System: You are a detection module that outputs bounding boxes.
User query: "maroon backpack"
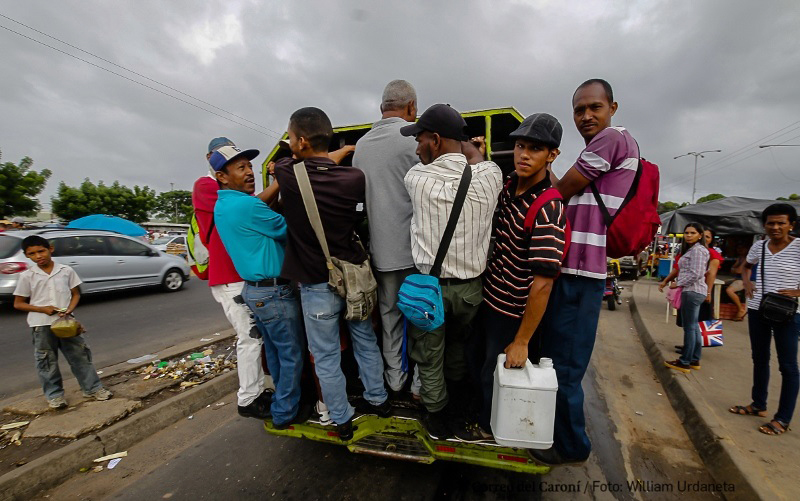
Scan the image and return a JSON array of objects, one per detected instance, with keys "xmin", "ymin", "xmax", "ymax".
[{"xmin": 589, "ymin": 158, "xmax": 660, "ymax": 258}]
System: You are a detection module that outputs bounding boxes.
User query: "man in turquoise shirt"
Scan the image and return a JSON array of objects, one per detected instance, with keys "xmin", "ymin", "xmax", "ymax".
[{"xmin": 212, "ymin": 144, "xmax": 308, "ymax": 428}]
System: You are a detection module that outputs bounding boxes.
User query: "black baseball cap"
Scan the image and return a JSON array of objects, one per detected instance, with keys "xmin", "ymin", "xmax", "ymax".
[
  {"xmin": 509, "ymin": 113, "xmax": 562, "ymax": 149},
  {"xmin": 400, "ymin": 104, "xmax": 469, "ymax": 141}
]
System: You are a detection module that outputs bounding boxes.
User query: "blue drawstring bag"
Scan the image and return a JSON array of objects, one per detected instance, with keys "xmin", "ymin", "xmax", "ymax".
[{"xmin": 397, "ymin": 274, "xmax": 445, "ymax": 331}]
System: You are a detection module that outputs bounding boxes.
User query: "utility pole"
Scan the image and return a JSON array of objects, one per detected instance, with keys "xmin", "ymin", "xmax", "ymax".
[
  {"xmin": 674, "ymin": 150, "xmax": 722, "ymax": 204},
  {"xmin": 169, "ymin": 183, "xmax": 176, "ymax": 222}
]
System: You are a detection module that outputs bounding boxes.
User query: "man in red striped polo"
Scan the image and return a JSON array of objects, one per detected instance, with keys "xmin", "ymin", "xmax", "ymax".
[{"xmin": 456, "ymin": 113, "xmax": 568, "ymax": 443}]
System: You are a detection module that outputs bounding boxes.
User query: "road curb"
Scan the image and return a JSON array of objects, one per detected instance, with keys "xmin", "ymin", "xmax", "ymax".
[
  {"xmin": 0, "ymin": 370, "xmax": 238, "ymax": 501},
  {"xmin": 0, "ymin": 329, "xmax": 236, "ymax": 413},
  {"xmin": 629, "ymin": 285, "xmax": 764, "ymax": 501}
]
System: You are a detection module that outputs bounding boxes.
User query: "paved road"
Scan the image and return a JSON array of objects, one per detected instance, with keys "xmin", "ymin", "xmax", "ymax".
[
  {"xmin": 0, "ymin": 280, "xmax": 230, "ymax": 399},
  {"xmin": 43, "ymin": 284, "xmax": 718, "ymax": 500}
]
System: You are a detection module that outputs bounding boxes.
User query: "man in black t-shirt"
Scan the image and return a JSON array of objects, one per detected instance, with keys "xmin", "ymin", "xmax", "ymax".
[{"xmin": 274, "ymin": 107, "xmax": 390, "ymax": 442}]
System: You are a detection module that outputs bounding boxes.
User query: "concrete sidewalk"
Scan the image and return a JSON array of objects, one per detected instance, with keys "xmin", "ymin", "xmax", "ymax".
[{"xmin": 630, "ymin": 280, "xmax": 799, "ymax": 501}]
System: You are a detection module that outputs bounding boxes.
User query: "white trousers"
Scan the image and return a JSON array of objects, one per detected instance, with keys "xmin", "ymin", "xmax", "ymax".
[{"xmin": 210, "ymin": 282, "xmax": 263, "ymax": 406}]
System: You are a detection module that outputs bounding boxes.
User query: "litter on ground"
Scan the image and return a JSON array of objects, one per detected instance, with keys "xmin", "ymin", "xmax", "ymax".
[
  {"xmin": 94, "ymin": 451, "xmax": 128, "ymax": 463},
  {"xmin": 1, "ymin": 421, "xmax": 30, "ymax": 430}
]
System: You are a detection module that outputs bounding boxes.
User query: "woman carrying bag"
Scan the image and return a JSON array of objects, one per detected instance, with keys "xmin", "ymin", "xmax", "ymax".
[
  {"xmin": 729, "ymin": 203, "xmax": 799, "ymax": 436},
  {"xmin": 659, "ymin": 223, "xmax": 709, "ymax": 372}
]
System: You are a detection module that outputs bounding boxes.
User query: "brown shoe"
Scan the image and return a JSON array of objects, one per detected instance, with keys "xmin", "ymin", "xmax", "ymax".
[
  {"xmin": 689, "ymin": 360, "xmax": 701, "ymax": 370},
  {"xmin": 664, "ymin": 359, "xmax": 691, "ymax": 373}
]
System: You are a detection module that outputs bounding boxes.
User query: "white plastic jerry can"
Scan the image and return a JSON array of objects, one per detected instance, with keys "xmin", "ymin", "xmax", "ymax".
[{"xmin": 490, "ymin": 354, "xmax": 558, "ymax": 449}]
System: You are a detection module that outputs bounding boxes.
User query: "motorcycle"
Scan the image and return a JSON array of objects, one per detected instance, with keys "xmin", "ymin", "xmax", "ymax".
[{"xmin": 604, "ymin": 259, "xmax": 623, "ymax": 311}]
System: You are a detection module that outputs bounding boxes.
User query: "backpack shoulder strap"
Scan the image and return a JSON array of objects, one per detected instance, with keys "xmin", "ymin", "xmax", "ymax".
[
  {"xmin": 524, "ymin": 187, "xmax": 572, "ymax": 264},
  {"xmin": 523, "ymin": 188, "xmax": 564, "ymax": 232}
]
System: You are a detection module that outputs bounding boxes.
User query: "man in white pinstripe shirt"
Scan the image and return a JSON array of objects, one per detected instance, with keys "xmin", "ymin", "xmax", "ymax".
[{"xmin": 400, "ymin": 104, "xmax": 503, "ymax": 438}]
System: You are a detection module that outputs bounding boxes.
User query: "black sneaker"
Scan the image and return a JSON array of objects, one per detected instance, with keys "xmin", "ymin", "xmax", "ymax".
[
  {"xmin": 452, "ymin": 422, "xmax": 494, "ymax": 444},
  {"xmin": 528, "ymin": 447, "xmax": 587, "ymax": 466},
  {"xmin": 273, "ymin": 401, "xmax": 314, "ymax": 430},
  {"xmin": 254, "ymin": 389, "xmax": 274, "ymax": 409},
  {"xmin": 356, "ymin": 398, "xmax": 393, "ymax": 418},
  {"xmin": 337, "ymin": 419, "xmax": 355, "ymax": 441},
  {"xmin": 422, "ymin": 410, "xmax": 450, "ymax": 440},
  {"xmin": 238, "ymin": 399, "xmax": 271, "ymax": 420}
]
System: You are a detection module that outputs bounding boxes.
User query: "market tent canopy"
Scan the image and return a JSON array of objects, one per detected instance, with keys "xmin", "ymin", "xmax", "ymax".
[
  {"xmin": 659, "ymin": 197, "xmax": 799, "ymax": 236},
  {"xmin": 66, "ymin": 214, "xmax": 147, "ymax": 237}
]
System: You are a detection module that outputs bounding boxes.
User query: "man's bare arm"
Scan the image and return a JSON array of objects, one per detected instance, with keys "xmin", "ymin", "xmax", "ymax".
[
  {"xmin": 330, "ymin": 145, "xmax": 356, "ymax": 165},
  {"xmin": 555, "ymin": 166, "xmax": 592, "ymax": 200},
  {"xmin": 503, "ymin": 275, "xmax": 554, "ymax": 368}
]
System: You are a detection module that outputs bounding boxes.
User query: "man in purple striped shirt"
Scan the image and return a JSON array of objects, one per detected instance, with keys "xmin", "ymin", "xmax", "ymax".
[{"xmin": 532, "ymin": 79, "xmax": 639, "ymax": 466}]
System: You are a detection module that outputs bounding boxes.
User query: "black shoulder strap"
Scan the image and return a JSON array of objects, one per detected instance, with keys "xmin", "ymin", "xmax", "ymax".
[
  {"xmin": 760, "ymin": 240, "xmax": 766, "ymax": 296},
  {"xmin": 206, "ymin": 216, "xmax": 216, "ymax": 243},
  {"xmin": 429, "ymin": 163, "xmax": 472, "ymax": 278}
]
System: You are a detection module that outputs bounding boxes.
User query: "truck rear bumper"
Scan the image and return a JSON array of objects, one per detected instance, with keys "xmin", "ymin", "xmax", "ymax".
[{"xmin": 263, "ymin": 413, "xmax": 550, "ymax": 475}]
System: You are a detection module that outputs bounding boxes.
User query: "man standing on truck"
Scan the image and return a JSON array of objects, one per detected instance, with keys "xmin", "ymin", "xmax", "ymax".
[
  {"xmin": 212, "ymin": 144, "xmax": 308, "ymax": 429},
  {"xmin": 464, "ymin": 113, "xmax": 568, "ymax": 443},
  {"xmin": 533, "ymin": 79, "xmax": 640, "ymax": 465},
  {"xmin": 192, "ymin": 138, "xmax": 277, "ymax": 420},
  {"xmin": 274, "ymin": 107, "xmax": 390, "ymax": 441},
  {"xmin": 352, "ymin": 79, "xmax": 421, "ymax": 398},
  {"xmin": 400, "ymin": 104, "xmax": 503, "ymax": 439}
]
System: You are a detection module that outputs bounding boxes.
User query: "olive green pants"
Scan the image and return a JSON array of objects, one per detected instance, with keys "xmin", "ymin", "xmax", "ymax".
[{"xmin": 407, "ymin": 277, "xmax": 482, "ymax": 412}]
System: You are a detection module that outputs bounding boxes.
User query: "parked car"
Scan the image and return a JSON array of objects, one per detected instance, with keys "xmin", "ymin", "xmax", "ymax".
[
  {"xmin": 618, "ymin": 255, "xmax": 645, "ymax": 278},
  {"xmin": 0, "ymin": 229, "xmax": 190, "ymax": 302},
  {"xmin": 151, "ymin": 235, "xmax": 186, "ymax": 252}
]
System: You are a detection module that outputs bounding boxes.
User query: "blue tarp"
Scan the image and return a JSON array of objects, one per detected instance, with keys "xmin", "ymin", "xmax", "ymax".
[{"xmin": 66, "ymin": 214, "xmax": 147, "ymax": 237}]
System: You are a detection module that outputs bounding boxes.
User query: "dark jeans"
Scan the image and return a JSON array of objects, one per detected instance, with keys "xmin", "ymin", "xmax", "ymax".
[
  {"xmin": 243, "ymin": 283, "xmax": 305, "ymax": 425},
  {"xmin": 478, "ymin": 304, "xmax": 534, "ymax": 431},
  {"xmin": 679, "ymin": 291, "xmax": 706, "ymax": 365},
  {"xmin": 32, "ymin": 326, "xmax": 103, "ymax": 400},
  {"xmin": 747, "ymin": 310, "xmax": 800, "ymax": 424},
  {"xmin": 540, "ymin": 274, "xmax": 604, "ymax": 461}
]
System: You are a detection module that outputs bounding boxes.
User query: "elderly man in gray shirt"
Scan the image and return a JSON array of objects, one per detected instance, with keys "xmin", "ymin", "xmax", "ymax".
[{"xmin": 353, "ymin": 80, "xmax": 420, "ymax": 396}]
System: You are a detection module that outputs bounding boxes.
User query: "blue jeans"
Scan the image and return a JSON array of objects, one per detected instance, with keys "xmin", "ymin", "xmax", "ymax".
[
  {"xmin": 679, "ymin": 291, "xmax": 706, "ymax": 365},
  {"xmin": 299, "ymin": 283, "xmax": 387, "ymax": 425},
  {"xmin": 243, "ymin": 283, "xmax": 304, "ymax": 425},
  {"xmin": 540, "ymin": 274, "xmax": 604, "ymax": 461},
  {"xmin": 748, "ymin": 310, "xmax": 800, "ymax": 424},
  {"xmin": 32, "ymin": 326, "xmax": 102, "ymax": 400}
]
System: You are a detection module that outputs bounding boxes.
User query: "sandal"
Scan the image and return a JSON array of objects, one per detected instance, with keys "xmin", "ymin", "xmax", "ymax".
[
  {"xmin": 734, "ymin": 309, "xmax": 747, "ymax": 322},
  {"xmin": 728, "ymin": 405, "xmax": 766, "ymax": 417},
  {"xmin": 759, "ymin": 420, "xmax": 789, "ymax": 436}
]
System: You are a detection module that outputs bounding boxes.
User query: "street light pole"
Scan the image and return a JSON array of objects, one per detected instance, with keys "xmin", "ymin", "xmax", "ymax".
[{"xmin": 673, "ymin": 150, "xmax": 722, "ymax": 204}]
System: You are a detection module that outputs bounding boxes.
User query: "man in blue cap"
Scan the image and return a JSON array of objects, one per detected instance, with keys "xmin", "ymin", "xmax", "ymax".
[{"xmin": 211, "ymin": 143, "xmax": 309, "ymax": 428}]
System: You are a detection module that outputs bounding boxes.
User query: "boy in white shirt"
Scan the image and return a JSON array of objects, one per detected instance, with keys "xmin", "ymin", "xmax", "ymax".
[{"xmin": 13, "ymin": 235, "xmax": 112, "ymax": 409}]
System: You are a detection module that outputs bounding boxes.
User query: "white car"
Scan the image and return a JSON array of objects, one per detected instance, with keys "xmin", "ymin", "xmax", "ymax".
[
  {"xmin": 0, "ymin": 229, "xmax": 190, "ymax": 301},
  {"xmin": 150, "ymin": 235, "xmax": 187, "ymax": 252}
]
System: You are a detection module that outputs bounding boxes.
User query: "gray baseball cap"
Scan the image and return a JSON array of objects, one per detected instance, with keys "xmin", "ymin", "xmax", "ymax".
[{"xmin": 509, "ymin": 113, "xmax": 562, "ymax": 148}]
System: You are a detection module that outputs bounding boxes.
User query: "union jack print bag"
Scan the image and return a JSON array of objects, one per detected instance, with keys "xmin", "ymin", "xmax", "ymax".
[{"xmin": 700, "ymin": 319, "xmax": 723, "ymax": 347}]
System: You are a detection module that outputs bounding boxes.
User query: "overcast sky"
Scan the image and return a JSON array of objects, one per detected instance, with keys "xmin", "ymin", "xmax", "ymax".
[{"xmin": 0, "ymin": 0, "xmax": 798, "ymax": 213}]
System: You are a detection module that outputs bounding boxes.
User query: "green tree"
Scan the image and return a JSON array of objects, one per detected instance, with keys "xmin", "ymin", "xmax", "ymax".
[
  {"xmin": 776, "ymin": 194, "xmax": 800, "ymax": 201},
  {"xmin": 153, "ymin": 190, "xmax": 193, "ymax": 224},
  {"xmin": 0, "ymin": 152, "xmax": 52, "ymax": 218},
  {"xmin": 657, "ymin": 201, "xmax": 688, "ymax": 214},
  {"xmin": 51, "ymin": 179, "xmax": 156, "ymax": 223},
  {"xmin": 695, "ymin": 193, "xmax": 725, "ymax": 204}
]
